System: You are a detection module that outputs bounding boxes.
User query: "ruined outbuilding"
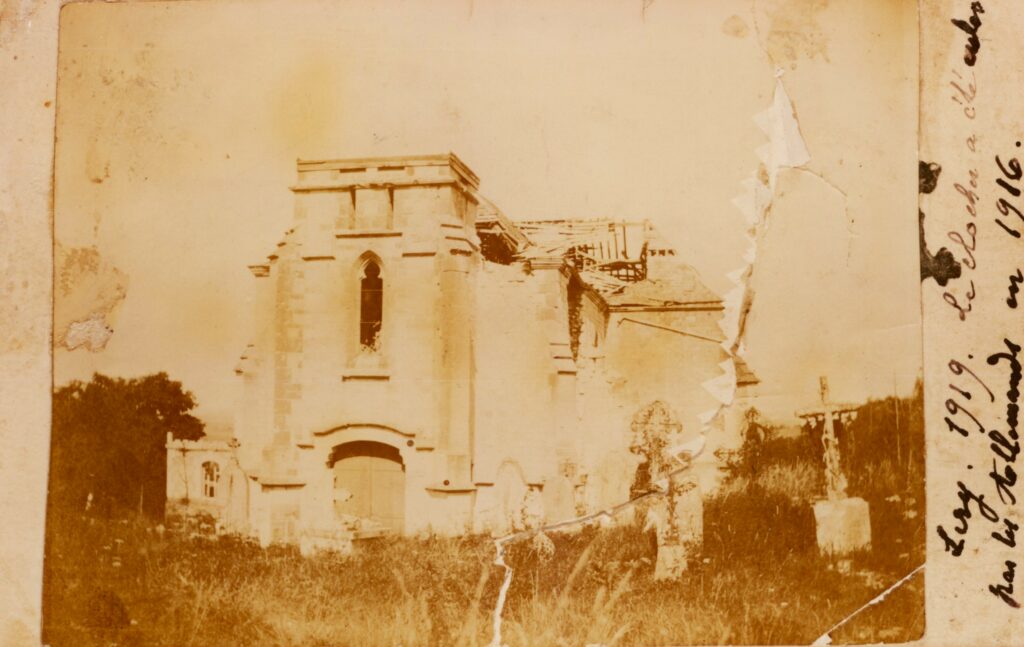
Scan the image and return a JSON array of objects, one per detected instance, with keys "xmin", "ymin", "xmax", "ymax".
[{"xmin": 167, "ymin": 153, "xmax": 751, "ymax": 548}]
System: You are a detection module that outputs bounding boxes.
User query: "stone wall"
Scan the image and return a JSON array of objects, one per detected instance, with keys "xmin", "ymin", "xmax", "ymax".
[
  {"xmin": 234, "ymin": 155, "xmax": 486, "ymax": 540},
  {"xmin": 225, "ymin": 154, "xmax": 729, "ymax": 543},
  {"xmin": 165, "ymin": 435, "xmax": 250, "ymax": 532}
]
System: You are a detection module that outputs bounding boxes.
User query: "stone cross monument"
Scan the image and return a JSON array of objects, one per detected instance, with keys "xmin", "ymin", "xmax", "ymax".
[
  {"xmin": 796, "ymin": 377, "xmax": 871, "ymax": 555},
  {"xmin": 630, "ymin": 401, "xmax": 702, "ymax": 580},
  {"xmin": 797, "ymin": 377, "xmax": 857, "ymax": 500}
]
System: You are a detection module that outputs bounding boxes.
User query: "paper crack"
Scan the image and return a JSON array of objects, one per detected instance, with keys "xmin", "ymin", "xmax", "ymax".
[
  {"xmin": 811, "ymin": 564, "xmax": 925, "ymax": 646},
  {"xmin": 485, "ymin": 440, "xmax": 705, "ymax": 647}
]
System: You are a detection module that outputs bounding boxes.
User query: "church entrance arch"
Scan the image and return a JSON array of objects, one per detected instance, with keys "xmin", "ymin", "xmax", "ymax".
[{"xmin": 329, "ymin": 441, "xmax": 405, "ymax": 533}]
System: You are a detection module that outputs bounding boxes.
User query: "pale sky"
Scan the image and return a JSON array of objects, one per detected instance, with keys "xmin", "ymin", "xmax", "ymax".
[{"xmin": 54, "ymin": 0, "xmax": 920, "ymax": 430}]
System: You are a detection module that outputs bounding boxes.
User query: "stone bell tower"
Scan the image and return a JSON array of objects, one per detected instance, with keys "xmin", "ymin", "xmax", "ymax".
[{"xmin": 235, "ymin": 154, "xmax": 483, "ymax": 537}]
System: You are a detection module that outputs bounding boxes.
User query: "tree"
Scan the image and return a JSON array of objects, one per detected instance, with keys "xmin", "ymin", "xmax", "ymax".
[{"xmin": 48, "ymin": 372, "xmax": 205, "ymax": 519}]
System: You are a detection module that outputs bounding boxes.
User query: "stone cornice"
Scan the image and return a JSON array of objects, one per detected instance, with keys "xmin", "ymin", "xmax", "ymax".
[
  {"xmin": 291, "ymin": 179, "xmax": 467, "ymax": 193},
  {"xmin": 334, "ymin": 230, "xmax": 403, "ymax": 239},
  {"xmin": 296, "ymin": 152, "xmax": 479, "ymax": 187}
]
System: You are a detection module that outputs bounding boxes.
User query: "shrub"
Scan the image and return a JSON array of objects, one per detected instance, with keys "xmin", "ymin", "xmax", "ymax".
[{"xmin": 704, "ymin": 483, "xmax": 817, "ymax": 565}]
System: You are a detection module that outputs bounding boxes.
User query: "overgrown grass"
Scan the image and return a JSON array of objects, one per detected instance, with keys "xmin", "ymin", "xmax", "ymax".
[
  {"xmin": 496, "ymin": 493, "xmax": 921, "ymax": 647},
  {"xmin": 45, "ymin": 392, "xmax": 924, "ymax": 645},
  {"xmin": 44, "ymin": 497, "xmax": 922, "ymax": 646},
  {"xmin": 717, "ymin": 461, "xmax": 824, "ymax": 504},
  {"xmin": 43, "ymin": 513, "xmax": 502, "ymax": 647}
]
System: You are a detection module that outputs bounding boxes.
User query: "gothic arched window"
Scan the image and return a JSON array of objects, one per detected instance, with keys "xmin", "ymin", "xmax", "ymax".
[
  {"xmin": 360, "ymin": 261, "xmax": 383, "ymax": 350},
  {"xmin": 202, "ymin": 461, "xmax": 220, "ymax": 498}
]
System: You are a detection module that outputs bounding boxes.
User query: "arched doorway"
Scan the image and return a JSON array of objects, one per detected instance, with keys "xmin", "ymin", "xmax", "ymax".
[{"xmin": 329, "ymin": 441, "xmax": 405, "ymax": 533}]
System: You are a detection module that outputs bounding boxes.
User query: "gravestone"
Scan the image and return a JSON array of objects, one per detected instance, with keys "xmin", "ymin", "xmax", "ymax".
[
  {"xmin": 643, "ymin": 474, "xmax": 702, "ymax": 579},
  {"xmin": 797, "ymin": 377, "xmax": 871, "ymax": 555},
  {"xmin": 812, "ymin": 496, "xmax": 871, "ymax": 554},
  {"xmin": 630, "ymin": 401, "xmax": 702, "ymax": 579}
]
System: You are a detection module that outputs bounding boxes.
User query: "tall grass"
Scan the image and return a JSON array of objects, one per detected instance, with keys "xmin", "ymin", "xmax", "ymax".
[
  {"xmin": 717, "ymin": 461, "xmax": 824, "ymax": 504},
  {"xmin": 44, "ymin": 515, "xmax": 502, "ymax": 647},
  {"xmin": 45, "ymin": 391, "xmax": 925, "ymax": 645},
  {"xmin": 44, "ymin": 505, "xmax": 922, "ymax": 646},
  {"xmin": 497, "ymin": 518, "xmax": 920, "ymax": 646}
]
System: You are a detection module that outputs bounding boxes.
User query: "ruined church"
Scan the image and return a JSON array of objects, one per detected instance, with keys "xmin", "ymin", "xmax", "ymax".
[{"xmin": 167, "ymin": 153, "xmax": 755, "ymax": 549}]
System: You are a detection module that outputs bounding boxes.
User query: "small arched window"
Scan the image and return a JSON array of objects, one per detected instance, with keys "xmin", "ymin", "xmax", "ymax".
[
  {"xmin": 360, "ymin": 261, "xmax": 383, "ymax": 350},
  {"xmin": 202, "ymin": 461, "xmax": 220, "ymax": 498}
]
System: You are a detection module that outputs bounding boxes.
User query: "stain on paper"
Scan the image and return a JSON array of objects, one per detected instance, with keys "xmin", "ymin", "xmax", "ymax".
[
  {"xmin": 721, "ymin": 15, "xmax": 750, "ymax": 39},
  {"xmin": 54, "ymin": 244, "xmax": 128, "ymax": 352},
  {"xmin": 757, "ymin": 0, "xmax": 831, "ymax": 67}
]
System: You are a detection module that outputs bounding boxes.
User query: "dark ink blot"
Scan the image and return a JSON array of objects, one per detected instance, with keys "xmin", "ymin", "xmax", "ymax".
[
  {"xmin": 920, "ymin": 161, "xmax": 942, "ymax": 194},
  {"xmin": 918, "ymin": 161, "xmax": 963, "ymax": 286},
  {"xmin": 920, "ymin": 211, "xmax": 963, "ymax": 287}
]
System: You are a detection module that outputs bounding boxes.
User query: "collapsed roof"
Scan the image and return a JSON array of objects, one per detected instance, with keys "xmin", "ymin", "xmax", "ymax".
[{"xmin": 474, "ymin": 196, "xmax": 721, "ymax": 311}]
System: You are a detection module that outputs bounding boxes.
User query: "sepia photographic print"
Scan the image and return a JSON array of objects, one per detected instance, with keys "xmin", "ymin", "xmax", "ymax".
[{"xmin": 44, "ymin": 1, "xmax": 923, "ymax": 645}]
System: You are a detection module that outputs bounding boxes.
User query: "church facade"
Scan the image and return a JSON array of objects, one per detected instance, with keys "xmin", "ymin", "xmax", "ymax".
[{"xmin": 167, "ymin": 153, "xmax": 751, "ymax": 549}]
